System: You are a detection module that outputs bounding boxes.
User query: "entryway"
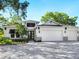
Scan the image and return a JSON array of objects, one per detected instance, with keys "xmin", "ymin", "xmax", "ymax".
[{"xmin": 28, "ymin": 31, "xmax": 35, "ymax": 41}]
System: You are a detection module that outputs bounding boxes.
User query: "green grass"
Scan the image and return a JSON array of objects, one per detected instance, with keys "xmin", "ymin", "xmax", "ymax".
[{"xmin": 0, "ymin": 32, "xmax": 4, "ymax": 37}]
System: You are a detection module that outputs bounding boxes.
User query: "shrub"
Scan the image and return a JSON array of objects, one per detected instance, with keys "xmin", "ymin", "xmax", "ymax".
[
  {"xmin": 4, "ymin": 39, "xmax": 13, "ymax": 44},
  {"xmin": 0, "ymin": 37, "xmax": 13, "ymax": 45},
  {"xmin": 12, "ymin": 38, "xmax": 29, "ymax": 43}
]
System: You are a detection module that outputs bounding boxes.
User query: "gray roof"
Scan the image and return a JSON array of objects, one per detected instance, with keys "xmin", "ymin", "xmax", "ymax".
[{"xmin": 38, "ymin": 20, "xmax": 62, "ymax": 26}]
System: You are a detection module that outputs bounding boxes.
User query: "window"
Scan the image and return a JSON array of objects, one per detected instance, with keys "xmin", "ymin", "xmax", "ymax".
[
  {"xmin": 16, "ymin": 32, "xmax": 20, "ymax": 38},
  {"xmin": 27, "ymin": 23, "xmax": 35, "ymax": 27},
  {"xmin": 9, "ymin": 29, "xmax": 15, "ymax": 34},
  {"xmin": 9, "ymin": 29, "xmax": 20, "ymax": 38},
  {"xmin": 9, "ymin": 29, "xmax": 15, "ymax": 38},
  {"xmin": 11, "ymin": 34, "xmax": 15, "ymax": 38}
]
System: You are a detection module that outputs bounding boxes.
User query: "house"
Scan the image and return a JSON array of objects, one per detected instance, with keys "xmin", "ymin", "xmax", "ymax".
[
  {"xmin": 3, "ymin": 20, "xmax": 39, "ymax": 40},
  {"xmin": 3, "ymin": 20, "xmax": 79, "ymax": 41},
  {"xmin": 36, "ymin": 20, "xmax": 79, "ymax": 41},
  {"xmin": 25, "ymin": 20, "xmax": 39, "ymax": 41},
  {"xmin": 3, "ymin": 25, "xmax": 22, "ymax": 39}
]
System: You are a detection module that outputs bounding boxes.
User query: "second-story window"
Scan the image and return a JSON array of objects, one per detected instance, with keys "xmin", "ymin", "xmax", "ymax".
[{"xmin": 27, "ymin": 23, "xmax": 35, "ymax": 27}]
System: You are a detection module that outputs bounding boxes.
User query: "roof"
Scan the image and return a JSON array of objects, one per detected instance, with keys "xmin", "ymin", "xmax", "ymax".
[
  {"xmin": 26, "ymin": 20, "xmax": 39, "ymax": 23},
  {"xmin": 38, "ymin": 20, "xmax": 62, "ymax": 26},
  {"xmin": 3, "ymin": 25, "xmax": 16, "ymax": 28}
]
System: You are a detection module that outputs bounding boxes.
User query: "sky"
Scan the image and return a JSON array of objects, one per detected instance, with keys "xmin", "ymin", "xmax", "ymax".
[
  {"xmin": 22, "ymin": 0, "xmax": 79, "ymax": 26},
  {"xmin": 1, "ymin": 0, "xmax": 79, "ymax": 25}
]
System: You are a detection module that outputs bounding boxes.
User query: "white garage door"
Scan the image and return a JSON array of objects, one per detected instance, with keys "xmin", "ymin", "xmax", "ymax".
[
  {"xmin": 41, "ymin": 30, "xmax": 63, "ymax": 41},
  {"xmin": 67, "ymin": 30, "xmax": 77, "ymax": 40}
]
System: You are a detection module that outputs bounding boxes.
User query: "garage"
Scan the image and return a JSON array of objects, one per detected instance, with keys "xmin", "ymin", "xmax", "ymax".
[
  {"xmin": 67, "ymin": 30, "xmax": 77, "ymax": 41},
  {"xmin": 36, "ymin": 20, "xmax": 79, "ymax": 42},
  {"xmin": 40, "ymin": 28, "xmax": 63, "ymax": 41}
]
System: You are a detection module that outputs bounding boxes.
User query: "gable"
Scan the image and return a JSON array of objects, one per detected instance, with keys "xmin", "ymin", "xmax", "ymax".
[{"xmin": 38, "ymin": 20, "xmax": 62, "ymax": 26}]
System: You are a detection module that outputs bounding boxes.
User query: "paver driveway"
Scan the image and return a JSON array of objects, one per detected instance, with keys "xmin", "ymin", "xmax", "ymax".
[{"xmin": 0, "ymin": 42, "xmax": 79, "ymax": 59}]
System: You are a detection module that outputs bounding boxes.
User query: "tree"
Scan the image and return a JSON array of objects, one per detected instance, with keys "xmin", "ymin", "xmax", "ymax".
[
  {"xmin": 16, "ymin": 23, "xmax": 27, "ymax": 37},
  {"xmin": 0, "ymin": 0, "xmax": 29, "ymax": 19},
  {"xmin": 9, "ymin": 15, "xmax": 27, "ymax": 37},
  {"xmin": 41, "ymin": 12, "xmax": 78, "ymax": 26},
  {"xmin": 0, "ymin": 16, "xmax": 8, "ymax": 24},
  {"xmin": 9, "ymin": 15, "xmax": 22, "ymax": 25},
  {"xmin": 0, "ymin": 28, "xmax": 4, "ymax": 37}
]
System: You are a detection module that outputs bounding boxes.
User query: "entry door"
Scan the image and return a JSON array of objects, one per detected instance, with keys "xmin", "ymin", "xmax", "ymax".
[{"xmin": 28, "ymin": 31, "xmax": 35, "ymax": 40}]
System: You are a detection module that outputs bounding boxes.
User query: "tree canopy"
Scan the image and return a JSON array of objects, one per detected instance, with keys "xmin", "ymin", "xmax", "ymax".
[
  {"xmin": 0, "ymin": 0, "xmax": 29, "ymax": 19},
  {"xmin": 9, "ymin": 15, "xmax": 27, "ymax": 36},
  {"xmin": 0, "ymin": 16, "xmax": 7, "ymax": 24},
  {"xmin": 9, "ymin": 15, "xmax": 22, "ymax": 25},
  {"xmin": 41, "ymin": 12, "xmax": 78, "ymax": 26},
  {"xmin": 0, "ymin": 15, "xmax": 27, "ymax": 37},
  {"xmin": 0, "ymin": 0, "xmax": 28, "ymax": 38}
]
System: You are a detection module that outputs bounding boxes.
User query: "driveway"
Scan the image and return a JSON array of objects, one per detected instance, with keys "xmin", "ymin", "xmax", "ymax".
[{"xmin": 0, "ymin": 42, "xmax": 79, "ymax": 59}]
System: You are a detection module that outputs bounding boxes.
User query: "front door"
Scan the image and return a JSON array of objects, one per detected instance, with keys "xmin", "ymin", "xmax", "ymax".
[{"xmin": 28, "ymin": 31, "xmax": 35, "ymax": 41}]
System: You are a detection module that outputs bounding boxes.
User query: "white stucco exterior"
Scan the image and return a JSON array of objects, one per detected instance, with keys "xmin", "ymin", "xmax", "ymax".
[
  {"xmin": 36, "ymin": 26, "xmax": 63, "ymax": 41},
  {"xmin": 3, "ymin": 20, "xmax": 79, "ymax": 41},
  {"xmin": 26, "ymin": 20, "xmax": 39, "ymax": 30},
  {"xmin": 36, "ymin": 21, "xmax": 79, "ymax": 41},
  {"xmin": 3, "ymin": 20, "xmax": 39, "ymax": 40},
  {"xmin": 3, "ymin": 25, "xmax": 15, "ymax": 38},
  {"xmin": 3, "ymin": 25, "xmax": 21, "ymax": 39}
]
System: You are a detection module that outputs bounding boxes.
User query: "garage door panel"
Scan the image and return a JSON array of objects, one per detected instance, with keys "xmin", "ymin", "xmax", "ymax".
[
  {"xmin": 41, "ymin": 30, "xmax": 63, "ymax": 41},
  {"xmin": 68, "ymin": 30, "xmax": 77, "ymax": 40}
]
